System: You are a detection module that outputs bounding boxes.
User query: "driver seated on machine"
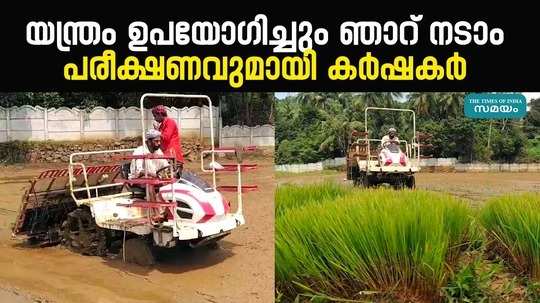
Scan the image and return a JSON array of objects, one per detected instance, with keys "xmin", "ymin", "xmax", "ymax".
[
  {"xmin": 380, "ymin": 127, "xmax": 400, "ymax": 148},
  {"xmin": 129, "ymin": 129, "xmax": 170, "ymax": 179}
]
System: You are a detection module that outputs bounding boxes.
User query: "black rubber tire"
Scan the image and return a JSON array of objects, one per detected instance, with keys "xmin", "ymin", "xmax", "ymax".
[
  {"xmin": 364, "ymin": 174, "xmax": 373, "ymax": 188},
  {"xmin": 61, "ymin": 208, "xmax": 107, "ymax": 256},
  {"xmin": 353, "ymin": 176, "xmax": 360, "ymax": 187},
  {"xmin": 354, "ymin": 173, "xmax": 370, "ymax": 188},
  {"xmin": 392, "ymin": 178, "xmax": 405, "ymax": 190},
  {"xmin": 206, "ymin": 241, "xmax": 220, "ymax": 250},
  {"xmin": 406, "ymin": 176, "xmax": 416, "ymax": 189},
  {"xmin": 120, "ymin": 238, "xmax": 156, "ymax": 266}
]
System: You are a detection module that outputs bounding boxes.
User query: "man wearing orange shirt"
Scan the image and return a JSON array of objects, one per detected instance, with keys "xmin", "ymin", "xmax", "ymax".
[{"xmin": 151, "ymin": 105, "xmax": 184, "ymax": 172}]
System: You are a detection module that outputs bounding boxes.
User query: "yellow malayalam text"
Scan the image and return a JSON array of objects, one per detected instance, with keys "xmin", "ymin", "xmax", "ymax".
[
  {"xmin": 328, "ymin": 52, "xmax": 467, "ymax": 81},
  {"xmin": 64, "ymin": 50, "xmax": 467, "ymax": 87},
  {"xmin": 64, "ymin": 49, "xmax": 317, "ymax": 88}
]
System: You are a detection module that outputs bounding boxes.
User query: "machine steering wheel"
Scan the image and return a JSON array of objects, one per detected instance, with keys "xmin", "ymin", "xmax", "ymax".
[
  {"xmin": 155, "ymin": 165, "xmax": 182, "ymax": 179},
  {"xmin": 382, "ymin": 140, "xmax": 398, "ymax": 149},
  {"xmin": 155, "ymin": 165, "xmax": 173, "ymax": 179}
]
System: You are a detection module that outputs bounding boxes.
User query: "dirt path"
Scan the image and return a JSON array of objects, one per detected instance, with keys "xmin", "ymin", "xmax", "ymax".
[
  {"xmin": 0, "ymin": 157, "xmax": 274, "ymax": 303},
  {"xmin": 0, "ymin": 287, "xmax": 43, "ymax": 303}
]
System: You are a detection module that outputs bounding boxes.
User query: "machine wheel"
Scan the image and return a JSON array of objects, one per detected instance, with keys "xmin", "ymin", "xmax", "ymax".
[
  {"xmin": 61, "ymin": 208, "xmax": 107, "ymax": 256},
  {"xmin": 120, "ymin": 238, "xmax": 156, "ymax": 266},
  {"xmin": 392, "ymin": 179, "xmax": 404, "ymax": 190},
  {"xmin": 354, "ymin": 173, "xmax": 370, "ymax": 188},
  {"xmin": 353, "ymin": 176, "xmax": 361, "ymax": 187},
  {"xmin": 347, "ymin": 164, "xmax": 359, "ymax": 182},
  {"xmin": 406, "ymin": 175, "xmax": 416, "ymax": 189},
  {"xmin": 207, "ymin": 241, "xmax": 220, "ymax": 250}
]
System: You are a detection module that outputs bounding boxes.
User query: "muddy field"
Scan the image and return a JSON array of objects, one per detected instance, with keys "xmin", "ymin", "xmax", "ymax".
[
  {"xmin": 277, "ymin": 170, "xmax": 540, "ymax": 203},
  {"xmin": 0, "ymin": 157, "xmax": 274, "ymax": 303}
]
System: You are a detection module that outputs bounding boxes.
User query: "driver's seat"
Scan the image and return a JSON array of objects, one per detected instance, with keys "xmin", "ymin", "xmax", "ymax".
[
  {"xmin": 120, "ymin": 162, "xmax": 131, "ymax": 179},
  {"xmin": 120, "ymin": 162, "xmax": 145, "ymax": 199}
]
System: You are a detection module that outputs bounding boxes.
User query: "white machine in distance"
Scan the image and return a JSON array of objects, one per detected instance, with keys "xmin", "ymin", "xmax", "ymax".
[{"xmin": 346, "ymin": 107, "xmax": 421, "ymax": 189}]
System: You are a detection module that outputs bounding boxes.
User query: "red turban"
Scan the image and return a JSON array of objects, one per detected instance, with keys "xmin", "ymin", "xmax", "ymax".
[{"xmin": 151, "ymin": 105, "xmax": 167, "ymax": 116}]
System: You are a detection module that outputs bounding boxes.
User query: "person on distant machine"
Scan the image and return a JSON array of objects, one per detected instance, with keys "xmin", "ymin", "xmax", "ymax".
[
  {"xmin": 151, "ymin": 105, "xmax": 184, "ymax": 173},
  {"xmin": 381, "ymin": 127, "xmax": 400, "ymax": 148}
]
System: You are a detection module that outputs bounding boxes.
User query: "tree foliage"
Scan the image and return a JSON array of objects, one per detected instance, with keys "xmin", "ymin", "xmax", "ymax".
[
  {"xmin": 525, "ymin": 98, "xmax": 540, "ymax": 138},
  {"xmin": 276, "ymin": 92, "xmax": 530, "ymax": 164}
]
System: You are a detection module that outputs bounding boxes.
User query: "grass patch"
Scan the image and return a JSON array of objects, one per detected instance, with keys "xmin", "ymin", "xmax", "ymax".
[
  {"xmin": 524, "ymin": 137, "xmax": 540, "ymax": 161},
  {"xmin": 275, "ymin": 182, "xmax": 350, "ymax": 216},
  {"xmin": 275, "ymin": 169, "xmax": 341, "ymax": 178},
  {"xmin": 480, "ymin": 193, "xmax": 540, "ymax": 280},
  {"xmin": 276, "ymin": 185, "xmax": 473, "ymax": 301}
]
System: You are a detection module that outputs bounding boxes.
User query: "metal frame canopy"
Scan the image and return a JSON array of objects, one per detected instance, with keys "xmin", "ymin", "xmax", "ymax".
[
  {"xmin": 364, "ymin": 107, "xmax": 416, "ymax": 142},
  {"xmin": 139, "ymin": 93, "xmax": 217, "ymax": 188},
  {"xmin": 364, "ymin": 106, "xmax": 419, "ymax": 163}
]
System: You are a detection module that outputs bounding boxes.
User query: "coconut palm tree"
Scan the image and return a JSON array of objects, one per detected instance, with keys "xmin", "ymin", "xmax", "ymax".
[
  {"xmin": 297, "ymin": 92, "xmax": 327, "ymax": 109},
  {"xmin": 409, "ymin": 92, "xmax": 436, "ymax": 116},
  {"xmin": 436, "ymin": 92, "xmax": 465, "ymax": 118},
  {"xmin": 361, "ymin": 92, "xmax": 401, "ymax": 108}
]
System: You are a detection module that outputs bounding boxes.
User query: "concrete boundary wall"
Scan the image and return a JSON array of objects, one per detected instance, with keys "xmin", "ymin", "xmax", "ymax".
[
  {"xmin": 0, "ymin": 106, "xmax": 275, "ymax": 147},
  {"xmin": 275, "ymin": 157, "xmax": 540, "ymax": 173}
]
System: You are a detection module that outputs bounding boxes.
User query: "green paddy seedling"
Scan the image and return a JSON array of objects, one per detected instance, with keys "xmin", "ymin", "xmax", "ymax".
[
  {"xmin": 481, "ymin": 193, "xmax": 540, "ymax": 280},
  {"xmin": 276, "ymin": 184, "xmax": 473, "ymax": 301},
  {"xmin": 275, "ymin": 182, "xmax": 350, "ymax": 216}
]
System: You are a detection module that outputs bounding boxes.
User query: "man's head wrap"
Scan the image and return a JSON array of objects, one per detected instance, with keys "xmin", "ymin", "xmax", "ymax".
[{"xmin": 151, "ymin": 105, "xmax": 167, "ymax": 117}]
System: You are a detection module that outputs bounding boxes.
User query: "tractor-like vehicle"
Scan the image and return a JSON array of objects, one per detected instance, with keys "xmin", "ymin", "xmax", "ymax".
[
  {"xmin": 11, "ymin": 94, "xmax": 258, "ymax": 265},
  {"xmin": 346, "ymin": 107, "xmax": 421, "ymax": 189}
]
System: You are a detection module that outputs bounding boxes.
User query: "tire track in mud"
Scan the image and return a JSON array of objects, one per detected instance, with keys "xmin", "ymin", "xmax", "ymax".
[
  {"xmin": 0, "ymin": 286, "xmax": 49, "ymax": 303},
  {"xmin": 0, "ymin": 207, "xmax": 16, "ymax": 214}
]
